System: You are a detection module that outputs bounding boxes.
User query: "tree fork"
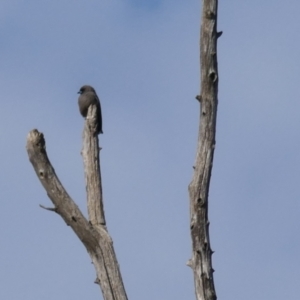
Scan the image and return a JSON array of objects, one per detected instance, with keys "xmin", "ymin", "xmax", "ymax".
[
  {"xmin": 26, "ymin": 105, "xmax": 128, "ymax": 300},
  {"xmin": 188, "ymin": 1, "xmax": 220, "ymax": 300}
]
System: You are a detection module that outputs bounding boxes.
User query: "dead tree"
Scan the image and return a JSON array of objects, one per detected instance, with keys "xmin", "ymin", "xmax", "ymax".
[
  {"xmin": 26, "ymin": 105, "xmax": 128, "ymax": 300},
  {"xmin": 188, "ymin": 1, "xmax": 220, "ymax": 300},
  {"xmin": 26, "ymin": 1, "xmax": 220, "ymax": 299}
]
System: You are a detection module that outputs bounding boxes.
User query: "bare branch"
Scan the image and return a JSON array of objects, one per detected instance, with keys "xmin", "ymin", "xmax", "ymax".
[
  {"xmin": 188, "ymin": 0, "xmax": 219, "ymax": 300},
  {"xmin": 39, "ymin": 204, "xmax": 57, "ymax": 212},
  {"xmin": 26, "ymin": 129, "xmax": 99, "ymax": 251},
  {"xmin": 82, "ymin": 104, "xmax": 105, "ymax": 226},
  {"xmin": 26, "ymin": 119, "xmax": 127, "ymax": 300},
  {"xmin": 82, "ymin": 105, "xmax": 128, "ymax": 300}
]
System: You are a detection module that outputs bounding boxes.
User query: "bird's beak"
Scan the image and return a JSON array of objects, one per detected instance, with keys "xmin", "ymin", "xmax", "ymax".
[{"xmin": 77, "ymin": 91, "xmax": 81, "ymax": 94}]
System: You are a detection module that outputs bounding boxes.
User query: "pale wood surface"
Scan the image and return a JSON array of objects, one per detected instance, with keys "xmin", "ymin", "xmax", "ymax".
[
  {"xmin": 26, "ymin": 104, "xmax": 127, "ymax": 300},
  {"xmin": 188, "ymin": 1, "xmax": 220, "ymax": 299}
]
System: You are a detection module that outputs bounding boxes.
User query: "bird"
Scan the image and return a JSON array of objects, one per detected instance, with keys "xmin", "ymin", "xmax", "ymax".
[{"xmin": 78, "ymin": 85, "xmax": 103, "ymax": 134}]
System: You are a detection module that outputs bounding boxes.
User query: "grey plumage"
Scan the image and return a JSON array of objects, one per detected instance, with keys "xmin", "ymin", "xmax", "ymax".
[{"xmin": 78, "ymin": 85, "xmax": 103, "ymax": 134}]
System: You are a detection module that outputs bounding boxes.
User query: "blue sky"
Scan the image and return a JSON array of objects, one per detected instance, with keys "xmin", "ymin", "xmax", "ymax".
[
  {"xmin": 127, "ymin": 0, "xmax": 162, "ymax": 10},
  {"xmin": 1, "ymin": 1, "xmax": 300, "ymax": 299}
]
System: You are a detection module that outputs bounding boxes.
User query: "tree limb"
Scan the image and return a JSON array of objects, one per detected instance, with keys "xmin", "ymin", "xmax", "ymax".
[
  {"xmin": 82, "ymin": 104, "xmax": 106, "ymax": 226},
  {"xmin": 26, "ymin": 105, "xmax": 128, "ymax": 300},
  {"xmin": 188, "ymin": 1, "xmax": 219, "ymax": 300}
]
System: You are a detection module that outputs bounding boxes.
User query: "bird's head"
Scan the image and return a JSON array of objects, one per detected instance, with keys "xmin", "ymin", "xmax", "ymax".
[{"xmin": 78, "ymin": 85, "xmax": 96, "ymax": 94}]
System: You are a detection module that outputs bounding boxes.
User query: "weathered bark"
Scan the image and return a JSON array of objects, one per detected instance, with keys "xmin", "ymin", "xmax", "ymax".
[
  {"xmin": 188, "ymin": 1, "xmax": 220, "ymax": 300},
  {"xmin": 26, "ymin": 105, "xmax": 128, "ymax": 300},
  {"xmin": 82, "ymin": 105, "xmax": 106, "ymax": 226}
]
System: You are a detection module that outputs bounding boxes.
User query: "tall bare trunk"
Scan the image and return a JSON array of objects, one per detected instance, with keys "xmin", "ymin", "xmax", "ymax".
[{"xmin": 188, "ymin": 1, "xmax": 220, "ymax": 299}]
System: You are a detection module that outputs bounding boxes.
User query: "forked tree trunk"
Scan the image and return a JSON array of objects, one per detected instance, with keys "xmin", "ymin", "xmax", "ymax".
[
  {"xmin": 26, "ymin": 105, "xmax": 128, "ymax": 300},
  {"xmin": 188, "ymin": 1, "xmax": 220, "ymax": 299}
]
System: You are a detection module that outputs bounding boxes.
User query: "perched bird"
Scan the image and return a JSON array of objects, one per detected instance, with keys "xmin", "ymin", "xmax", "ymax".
[{"xmin": 78, "ymin": 85, "xmax": 103, "ymax": 134}]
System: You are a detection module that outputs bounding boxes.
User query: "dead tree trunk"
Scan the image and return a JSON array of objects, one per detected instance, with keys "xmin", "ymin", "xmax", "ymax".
[
  {"xmin": 188, "ymin": 1, "xmax": 220, "ymax": 300},
  {"xmin": 26, "ymin": 105, "xmax": 128, "ymax": 300}
]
